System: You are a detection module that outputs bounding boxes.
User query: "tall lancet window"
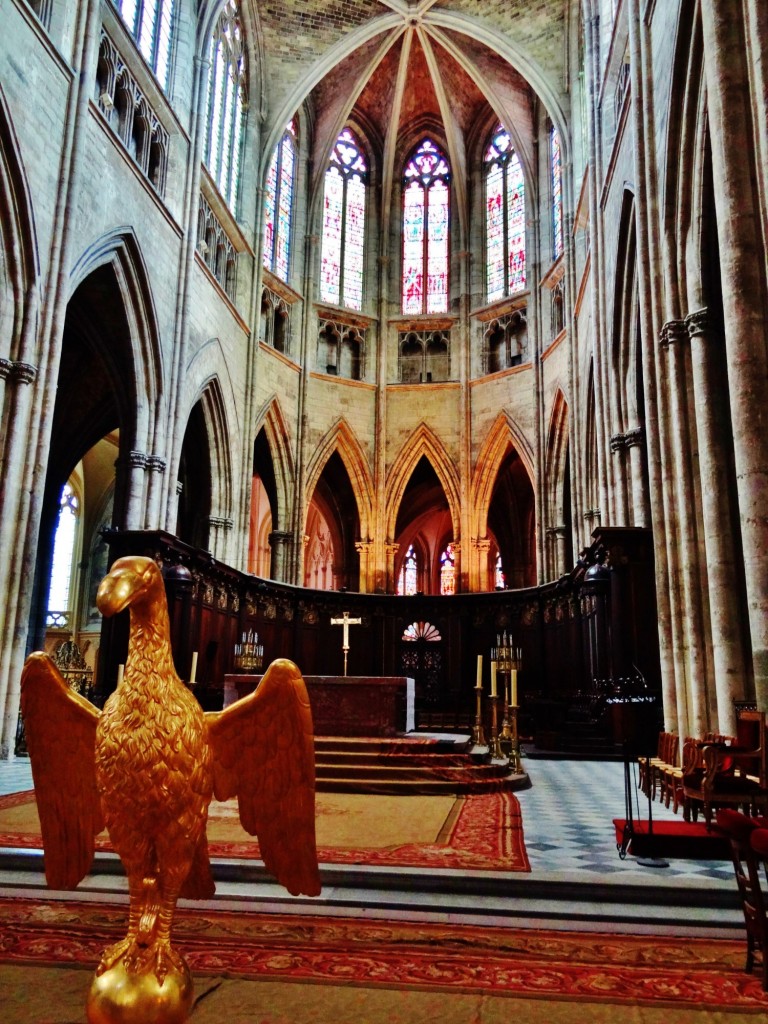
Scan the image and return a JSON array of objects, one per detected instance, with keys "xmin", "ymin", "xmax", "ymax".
[
  {"xmin": 402, "ymin": 138, "xmax": 450, "ymax": 315},
  {"xmin": 439, "ymin": 543, "xmax": 455, "ymax": 596},
  {"xmin": 485, "ymin": 124, "xmax": 526, "ymax": 302},
  {"xmin": 398, "ymin": 544, "xmax": 419, "ymax": 596},
  {"xmin": 263, "ymin": 119, "xmax": 297, "ymax": 281},
  {"xmin": 116, "ymin": 0, "xmax": 175, "ymax": 89},
  {"xmin": 550, "ymin": 125, "xmax": 564, "ymax": 260},
  {"xmin": 46, "ymin": 483, "xmax": 80, "ymax": 628},
  {"xmin": 320, "ymin": 128, "xmax": 367, "ymax": 311},
  {"xmin": 203, "ymin": 0, "xmax": 247, "ymax": 210}
]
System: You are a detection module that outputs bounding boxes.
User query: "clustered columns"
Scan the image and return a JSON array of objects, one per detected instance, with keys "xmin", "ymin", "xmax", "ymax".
[
  {"xmin": 268, "ymin": 530, "xmax": 293, "ymax": 583},
  {"xmin": 609, "ymin": 426, "xmax": 647, "ymax": 528},
  {"xmin": 685, "ymin": 306, "xmax": 748, "ymax": 737},
  {"xmin": 118, "ymin": 450, "xmax": 167, "ymax": 532},
  {"xmin": 659, "ymin": 318, "xmax": 709, "ymax": 738}
]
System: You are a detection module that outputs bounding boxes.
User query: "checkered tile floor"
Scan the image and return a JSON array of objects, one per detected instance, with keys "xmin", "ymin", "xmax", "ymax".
[
  {"xmin": 516, "ymin": 754, "xmax": 735, "ymax": 886},
  {"xmin": 0, "ymin": 753, "xmax": 735, "ymax": 888}
]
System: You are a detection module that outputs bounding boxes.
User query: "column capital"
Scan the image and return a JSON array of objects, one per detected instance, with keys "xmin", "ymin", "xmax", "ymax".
[
  {"xmin": 610, "ymin": 432, "xmax": 627, "ymax": 452},
  {"xmin": 11, "ymin": 361, "xmax": 38, "ymax": 385},
  {"xmin": 685, "ymin": 307, "xmax": 711, "ymax": 338},
  {"xmin": 128, "ymin": 450, "xmax": 148, "ymax": 469},
  {"xmin": 0, "ymin": 358, "xmax": 12, "ymax": 380},
  {"xmin": 624, "ymin": 425, "xmax": 646, "ymax": 449},
  {"xmin": 208, "ymin": 516, "xmax": 233, "ymax": 530},
  {"xmin": 269, "ymin": 530, "xmax": 293, "ymax": 546},
  {"xmin": 660, "ymin": 319, "xmax": 688, "ymax": 348},
  {"xmin": 146, "ymin": 455, "xmax": 167, "ymax": 473}
]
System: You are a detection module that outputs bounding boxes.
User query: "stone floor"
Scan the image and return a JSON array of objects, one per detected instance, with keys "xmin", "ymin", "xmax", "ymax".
[{"xmin": 0, "ymin": 750, "xmax": 742, "ymax": 938}]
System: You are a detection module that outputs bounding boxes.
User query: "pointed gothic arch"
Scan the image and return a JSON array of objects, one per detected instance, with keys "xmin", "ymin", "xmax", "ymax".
[
  {"xmin": 69, "ymin": 228, "xmax": 164, "ymax": 455},
  {"xmin": 471, "ymin": 410, "xmax": 534, "ymax": 541},
  {"xmin": 0, "ymin": 80, "xmax": 39, "ymax": 367},
  {"xmin": 252, "ymin": 395, "xmax": 295, "ymax": 537},
  {"xmin": 304, "ymin": 418, "xmax": 374, "ymax": 543},
  {"xmin": 385, "ymin": 423, "xmax": 461, "ymax": 546},
  {"xmin": 545, "ymin": 387, "xmax": 572, "ymax": 576}
]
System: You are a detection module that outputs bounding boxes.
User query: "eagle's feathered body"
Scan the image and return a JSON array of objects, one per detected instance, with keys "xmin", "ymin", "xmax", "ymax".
[
  {"xmin": 21, "ymin": 555, "xmax": 320, "ymax": 983},
  {"xmin": 95, "ymin": 590, "xmax": 214, "ymax": 902}
]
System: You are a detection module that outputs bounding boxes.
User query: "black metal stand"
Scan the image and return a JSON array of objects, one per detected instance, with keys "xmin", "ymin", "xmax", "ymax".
[{"xmin": 617, "ymin": 741, "xmax": 668, "ymax": 867}]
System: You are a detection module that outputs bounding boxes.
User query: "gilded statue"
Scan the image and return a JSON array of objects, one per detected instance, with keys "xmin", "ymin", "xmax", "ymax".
[{"xmin": 21, "ymin": 555, "xmax": 320, "ymax": 1023}]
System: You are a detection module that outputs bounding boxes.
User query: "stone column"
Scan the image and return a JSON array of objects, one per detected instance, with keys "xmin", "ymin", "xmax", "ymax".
[
  {"xmin": 609, "ymin": 432, "xmax": 628, "ymax": 524},
  {"xmin": 385, "ymin": 542, "xmax": 399, "ymax": 595},
  {"xmin": 474, "ymin": 537, "xmax": 491, "ymax": 591},
  {"xmin": 121, "ymin": 451, "xmax": 148, "ymax": 529},
  {"xmin": 354, "ymin": 540, "xmax": 373, "ymax": 594},
  {"xmin": 685, "ymin": 307, "xmax": 748, "ymax": 735},
  {"xmin": 660, "ymin": 319, "xmax": 709, "ymax": 736},
  {"xmin": 143, "ymin": 455, "xmax": 166, "ymax": 529},
  {"xmin": 699, "ymin": 1, "xmax": 768, "ymax": 709},
  {"xmin": 208, "ymin": 516, "xmax": 233, "ymax": 563},
  {"xmin": 269, "ymin": 530, "xmax": 293, "ymax": 583},
  {"xmin": 624, "ymin": 426, "xmax": 649, "ymax": 527}
]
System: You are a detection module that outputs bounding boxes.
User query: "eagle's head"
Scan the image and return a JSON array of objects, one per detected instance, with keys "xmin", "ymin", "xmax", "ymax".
[{"xmin": 97, "ymin": 556, "xmax": 165, "ymax": 618}]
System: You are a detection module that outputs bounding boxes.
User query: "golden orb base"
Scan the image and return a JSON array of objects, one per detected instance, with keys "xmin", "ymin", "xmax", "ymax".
[{"xmin": 86, "ymin": 952, "xmax": 194, "ymax": 1024}]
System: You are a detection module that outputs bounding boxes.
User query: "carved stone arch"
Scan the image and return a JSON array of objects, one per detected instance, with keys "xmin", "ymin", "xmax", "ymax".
[
  {"xmin": 69, "ymin": 228, "xmax": 164, "ymax": 454},
  {"xmin": 304, "ymin": 418, "xmax": 374, "ymax": 541},
  {"xmin": 611, "ymin": 189, "xmax": 638, "ymax": 432},
  {"xmin": 0, "ymin": 80, "xmax": 40, "ymax": 366},
  {"xmin": 252, "ymin": 394, "xmax": 295, "ymax": 534},
  {"xmin": 545, "ymin": 387, "xmax": 572, "ymax": 576},
  {"xmin": 471, "ymin": 410, "xmax": 534, "ymax": 540},
  {"xmin": 196, "ymin": 375, "xmax": 235, "ymax": 522},
  {"xmin": 385, "ymin": 423, "xmax": 461, "ymax": 545}
]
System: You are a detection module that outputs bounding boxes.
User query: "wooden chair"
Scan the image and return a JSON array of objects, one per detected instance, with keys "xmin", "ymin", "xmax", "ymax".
[
  {"xmin": 684, "ymin": 712, "xmax": 768, "ymax": 827},
  {"xmin": 717, "ymin": 809, "xmax": 768, "ymax": 989}
]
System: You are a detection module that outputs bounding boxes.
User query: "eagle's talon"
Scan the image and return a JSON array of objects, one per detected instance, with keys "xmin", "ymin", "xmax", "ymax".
[
  {"xmin": 153, "ymin": 940, "xmax": 185, "ymax": 985},
  {"xmin": 96, "ymin": 936, "xmax": 138, "ymax": 975}
]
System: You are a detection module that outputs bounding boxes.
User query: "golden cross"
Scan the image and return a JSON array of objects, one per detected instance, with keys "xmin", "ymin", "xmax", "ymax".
[{"xmin": 330, "ymin": 610, "xmax": 362, "ymax": 676}]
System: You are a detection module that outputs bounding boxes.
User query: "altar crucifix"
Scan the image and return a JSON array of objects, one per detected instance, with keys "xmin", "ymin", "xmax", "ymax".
[{"xmin": 330, "ymin": 610, "xmax": 362, "ymax": 676}]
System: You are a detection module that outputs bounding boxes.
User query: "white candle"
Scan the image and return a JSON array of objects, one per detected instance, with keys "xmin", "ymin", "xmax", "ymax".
[
  {"xmin": 511, "ymin": 668, "xmax": 518, "ymax": 706},
  {"xmin": 190, "ymin": 651, "xmax": 198, "ymax": 684},
  {"xmin": 117, "ymin": 663, "xmax": 125, "ymax": 688},
  {"xmin": 476, "ymin": 655, "xmax": 483, "ymax": 689},
  {"xmin": 490, "ymin": 661, "xmax": 498, "ymax": 697}
]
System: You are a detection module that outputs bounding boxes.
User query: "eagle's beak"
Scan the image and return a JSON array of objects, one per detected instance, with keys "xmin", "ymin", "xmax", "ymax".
[{"xmin": 96, "ymin": 567, "xmax": 148, "ymax": 617}]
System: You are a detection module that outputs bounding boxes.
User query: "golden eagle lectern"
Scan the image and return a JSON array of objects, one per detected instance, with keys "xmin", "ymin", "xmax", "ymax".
[{"xmin": 21, "ymin": 555, "xmax": 321, "ymax": 1024}]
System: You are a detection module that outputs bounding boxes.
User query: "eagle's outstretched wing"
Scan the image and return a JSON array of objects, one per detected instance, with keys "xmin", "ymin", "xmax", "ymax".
[
  {"xmin": 206, "ymin": 658, "xmax": 321, "ymax": 897},
  {"xmin": 20, "ymin": 652, "xmax": 103, "ymax": 889}
]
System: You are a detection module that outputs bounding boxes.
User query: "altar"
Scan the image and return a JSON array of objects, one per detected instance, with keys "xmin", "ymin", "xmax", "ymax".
[{"xmin": 223, "ymin": 674, "xmax": 415, "ymax": 737}]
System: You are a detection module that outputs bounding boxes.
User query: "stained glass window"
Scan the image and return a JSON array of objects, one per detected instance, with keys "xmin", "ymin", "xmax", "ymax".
[
  {"xmin": 398, "ymin": 544, "xmax": 419, "ymax": 596},
  {"xmin": 46, "ymin": 483, "xmax": 79, "ymax": 627},
  {"xmin": 551, "ymin": 125, "xmax": 563, "ymax": 260},
  {"xmin": 320, "ymin": 128, "xmax": 368, "ymax": 311},
  {"xmin": 203, "ymin": 0, "xmax": 247, "ymax": 210},
  {"xmin": 116, "ymin": 0, "xmax": 175, "ymax": 91},
  {"xmin": 485, "ymin": 125, "xmax": 526, "ymax": 302},
  {"xmin": 439, "ymin": 544, "xmax": 455, "ymax": 596},
  {"xmin": 495, "ymin": 552, "xmax": 505, "ymax": 590},
  {"xmin": 402, "ymin": 138, "xmax": 450, "ymax": 315},
  {"xmin": 263, "ymin": 120, "xmax": 296, "ymax": 281}
]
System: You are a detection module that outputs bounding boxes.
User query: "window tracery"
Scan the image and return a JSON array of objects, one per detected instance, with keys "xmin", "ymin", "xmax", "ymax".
[
  {"xmin": 402, "ymin": 138, "xmax": 450, "ymax": 315},
  {"xmin": 263, "ymin": 119, "xmax": 297, "ymax": 281},
  {"xmin": 439, "ymin": 543, "xmax": 455, "ymax": 596},
  {"xmin": 321, "ymin": 128, "xmax": 367, "ymax": 311},
  {"xmin": 115, "ymin": 0, "xmax": 175, "ymax": 90},
  {"xmin": 398, "ymin": 544, "xmax": 419, "ymax": 596},
  {"xmin": 197, "ymin": 193, "xmax": 237, "ymax": 301},
  {"xmin": 203, "ymin": 0, "xmax": 247, "ymax": 210},
  {"xmin": 550, "ymin": 125, "xmax": 564, "ymax": 261},
  {"xmin": 46, "ymin": 483, "xmax": 79, "ymax": 629},
  {"xmin": 485, "ymin": 125, "xmax": 526, "ymax": 302}
]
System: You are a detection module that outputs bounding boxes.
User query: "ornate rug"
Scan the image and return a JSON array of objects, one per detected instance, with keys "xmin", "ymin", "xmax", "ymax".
[
  {"xmin": 1, "ymin": 896, "xmax": 766, "ymax": 1011},
  {"xmin": 0, "ymin": 788, "xmax": 530, "ymax": 872}
]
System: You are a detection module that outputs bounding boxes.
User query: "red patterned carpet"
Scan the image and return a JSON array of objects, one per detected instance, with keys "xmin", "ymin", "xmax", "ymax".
[
  {"xmin": 0, "ymin": 788, "xmax": 530, "ymax": 872},
  {"xmin": 1, "ymin": 896, "xmax": 767, "ymax": 1011}
]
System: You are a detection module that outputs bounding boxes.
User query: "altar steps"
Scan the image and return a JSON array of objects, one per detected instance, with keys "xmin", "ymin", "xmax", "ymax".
[{"xmin": 312, "ymin": 735, "xmax": 528, "ymax": 794}]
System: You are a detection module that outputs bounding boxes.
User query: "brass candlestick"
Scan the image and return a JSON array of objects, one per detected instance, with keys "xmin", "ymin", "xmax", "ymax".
[
  {"xmin": 470, "ymin": 684, "xmax": 488, "ymax": 752},
  {"xmin": 488, "ymin": 693, "xmax": 507, "ymax": 763},
  {"xmin": 234, "ymin": 630, "xmax": 264, "ymax": 673},
  {"xmin": 507, "ymin": 704, "xmax": 522, "ymax": 773}
]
